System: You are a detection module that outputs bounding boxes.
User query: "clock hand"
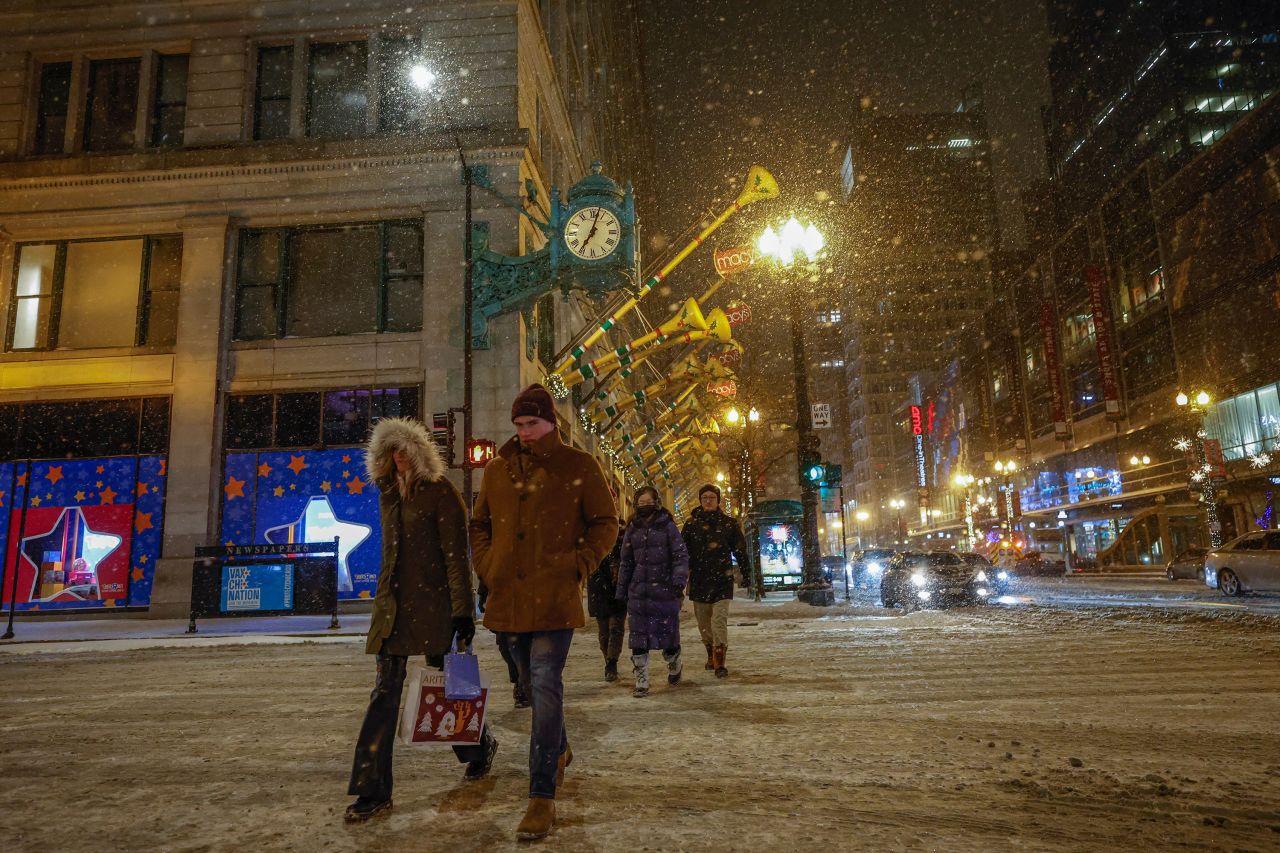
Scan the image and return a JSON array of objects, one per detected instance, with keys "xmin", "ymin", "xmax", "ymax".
[{"xmin": 584, "ymin": 209, "xmax": 601, "ymax": 245}]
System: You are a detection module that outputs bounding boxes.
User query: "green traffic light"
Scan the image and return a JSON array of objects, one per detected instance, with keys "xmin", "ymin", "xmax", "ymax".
[{"xmin": 807, "ymin": 464, "xmax": 824, "ymax": 482}]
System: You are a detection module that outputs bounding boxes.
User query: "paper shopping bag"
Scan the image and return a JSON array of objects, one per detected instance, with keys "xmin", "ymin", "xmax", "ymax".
[
  {"xmin": 397, "ymin": 664, "xmax": 490, "ymax": 747},
  {"xmin": 444, "ymin": 646, "xmax": 483, "ymax": 700}
]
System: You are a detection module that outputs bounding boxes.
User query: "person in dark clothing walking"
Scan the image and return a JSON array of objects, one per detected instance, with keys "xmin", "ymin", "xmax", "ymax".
[
  {"xmin": 345, "ymin": 417, "xmax": 496, "ymax": 824},
  {"xmin": 682, "ymin": 483, "xmax": 750, "ymax": 678},
  {"xmin": 616, "ymin": 486, "xmax": 689, "ymax": 697},
  {"xmin": 587, "ymin": 521, "xmax": 627, "ymax": 681},
  {"xmin": 479, "ymin": 580, "xmax": 531, "ymax": 708}
]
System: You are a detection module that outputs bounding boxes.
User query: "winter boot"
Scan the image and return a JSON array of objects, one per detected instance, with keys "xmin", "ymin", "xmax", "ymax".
[
  {"xmin": 631, "ymin": 652, "xmax": 650, "ymax": 698},
  {"xmin": 516, "ymin": 798, "xmax": 556, "ymax": 841},
  {"xmin": 604, "ymin": 657, "xmax": 618, "ymax": 682},
  {"xmin": 714, "ymin": 645, "xmax": 728, "ymax": 679},
  {"xmin": 513, "ymin": 681, "xmax": 531, "ymax": 709},
  {"xmin": 344, "ymin": 796, "xmax": 392, "ymax": 823},
  {"xmin": 704, "ymin": 643, "xmax": 715, "ymax": 670},
  {"xmin": 463, "ymin": 731, "xmax": 498, "ymax": 781},
  {"xmin": 663, "ymin": 648, "xmax": 683, "ymax": 685}
]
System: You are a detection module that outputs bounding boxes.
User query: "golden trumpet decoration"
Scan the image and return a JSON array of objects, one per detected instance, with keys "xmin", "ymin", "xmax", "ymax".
[{"xmin": 547, "ymin": 165, "xmax": 778, "ymax": 396}]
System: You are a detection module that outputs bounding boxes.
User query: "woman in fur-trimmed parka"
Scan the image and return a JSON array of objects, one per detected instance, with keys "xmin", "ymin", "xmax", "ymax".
[{"xmin": 345, "ymin": 417, "xmax": 495, "ymax": 824}]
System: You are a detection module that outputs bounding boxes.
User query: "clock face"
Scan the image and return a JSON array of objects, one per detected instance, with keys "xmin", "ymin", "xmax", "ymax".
[{"xmin": 563, "ymin": 206, "xmax": 622, "ymax": 261}]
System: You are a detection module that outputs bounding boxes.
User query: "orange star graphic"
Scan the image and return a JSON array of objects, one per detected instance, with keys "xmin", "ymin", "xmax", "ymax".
[
  {"xmin": 224, "ymin": 476, "xmax": 246, "ymax": 500},
  {"xmin": 139, "ymin": 554, "xmax": 148, "ymax": 564},
  {"xmin": 342, "ymin": 470, "xmax": 351, "ymax": 479},
  {"xmin": 46, "ymin": 465, "xmax": 64, "ymax": 485},
  {"xmin": 16, "ymin": 473, "xmax": 27, "ymax": 487},
  {"xmin": 95, "ymin": 481, "xmax": 103, "ymax": 488},
  {"xmin": 135, "ymin": 512, "xmax": 153, "ymax": 533},
  {"xmin": 158, "ymin": 460, "xmax": 167, "ymax": 476},
  {"xmin": 320, "ymin": 481, "xmax": 332, "ymax": 493},
  {"xmin": 288, "ymin": 484, "xmax": 296, "ymax": 491},
  {"xmin": 131, "ymin": 568, "xmax": 145, "ymax": 582},
  {"xmin": 342, "ymin": 454, "xmax": 351, "ymax": 463},
  {"xmin": 287, "ymin": 455, "xmax": 308, "ymax": 475},
  {"xmin": 346, "ymin": 477, "xmax": 366, "ymax": 495},
  {"xmin": 0, "ymin": 491, "xmax": 5, "ymax": 508},
  {"xmin": 100, "ymin": 486, "xmax": 118, "ymax": 505},
  {"xmin": 96, "ymin": 465, "xmax": 105, "ymax": 474},
  {"xmin": 136, "ymin": 481, "xmax": 149, "ymax": 497},
  {"xmin": 74, "ymin": 490, "xmax": 86, "ymax": 502},
  {"xmin": 273, "ymin": 486, "xmax": 285, "ymax": 497},
  {"xmin": 31, "ymin": 496, "xmax": 41, "ymax": 507},
  {"xmin": 258, "ymin": 462, "xmax": 273, "ymax": 478}
]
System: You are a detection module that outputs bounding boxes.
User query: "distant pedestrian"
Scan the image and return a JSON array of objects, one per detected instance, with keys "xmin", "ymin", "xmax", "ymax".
[
  {"xmin": 587, "ymin": 521, "xmax": 628, "ymax": 681},
  {"xmin": 345, "ymin": 417, "xmax": 496, "ymax": 824},
  {"xmin": 616, "ymin": 486, "xmax": 689, "ymax": 698},
  {"xmin": 682, "ymin": 483, "xmax": 750, "ymax": 678},
  {"xmin": 479, "ymin": 579, "xmax": 531, "ymax": 708},
  {"xmin": 471, "ymin": 384, "xmax": 618, "ymax": 841}
]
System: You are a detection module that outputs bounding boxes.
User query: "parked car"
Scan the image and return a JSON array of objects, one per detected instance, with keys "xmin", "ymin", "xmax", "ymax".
[
  {"xmin": 1014, "ymin": 550, "xmax": 1065, "ymax": 577},
  {"xmin": 820, "ymin": 556, "xmax": 844, "ymax": 583},
  {"xmin": 881, "ymin": 551, "xmax": 992, "ymax": 610},
  {"xmin": 1204, "ymin": 531, "xmax": 1280, "ymax": 596},
  {"xmin": 959, "ymin": 552, "xmax": 1009, "ymax": 595},
  {"xmin": 849, "ymin": 548, "xmax": 896, "ymax": 589},
  {"xmin": 1165, "ymin": 546, "xmax": 1208, "ymax": 582}
]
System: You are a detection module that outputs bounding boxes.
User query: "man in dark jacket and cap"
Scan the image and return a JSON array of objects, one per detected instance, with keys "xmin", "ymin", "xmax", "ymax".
[
  {"xmin": 471, "ymin": 383, "xmax": 618, "ymax": 841},
  {"xmin": 681, "ymin": 483, "xmax": 750, "ymax": 678}
]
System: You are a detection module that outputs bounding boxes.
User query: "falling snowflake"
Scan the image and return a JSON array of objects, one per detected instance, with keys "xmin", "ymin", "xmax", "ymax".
[{"xmin": 1249, "ymin": 452, "xmax": 1272, "ymax": 469}]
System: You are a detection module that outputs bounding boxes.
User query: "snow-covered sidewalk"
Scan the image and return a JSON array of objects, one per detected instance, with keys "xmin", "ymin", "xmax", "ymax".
[{"xmin": 2, "ymin": 594, "xmax": 1278, "ymax": 851}]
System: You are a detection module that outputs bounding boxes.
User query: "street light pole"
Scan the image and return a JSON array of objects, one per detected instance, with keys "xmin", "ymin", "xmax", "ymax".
[{"xmin": 1177, "ymin": 390, "xmax": 1222, "ymax": 548}]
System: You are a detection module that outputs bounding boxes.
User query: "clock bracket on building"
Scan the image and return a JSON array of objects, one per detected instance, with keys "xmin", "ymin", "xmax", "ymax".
[{"xmin": 470, "ymin": 161, "xmax": 639, "ymax": 349}]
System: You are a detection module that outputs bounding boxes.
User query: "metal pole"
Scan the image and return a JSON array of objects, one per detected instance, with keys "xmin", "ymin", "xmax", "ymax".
[
  {"xmin": 1191, "ymin": 415, "xmax": 1223, "ymax": 548},
  {"xmin": 790, "ymin": 287, "xmax": 831, "ymax": 606},
  {"xmin": 3, "ymin": 461, "xmax": 30, "ymax": 640},
  {"xmin": 461, "ymin": 158, "xmax": 474, "ymax": 511}
]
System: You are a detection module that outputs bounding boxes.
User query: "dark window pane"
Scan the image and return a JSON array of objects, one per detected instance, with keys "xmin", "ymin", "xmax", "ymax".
[
  {"xmin": 371, "ymin": 387, "xmax": 419, "ymax": 421},
  {"xmin": 275, "ymin": 392, "xmax": 321, "ymax": 447},
  {"xmin": 235, "ymin": 287, "xmax": 276, "ymax": 340},
  {"xmin": 236, "ymin": 231, "xmax": 282, "ymax": 339},
  {"xmin": 143, "ymin": 236, "xmax": 182, "ymax": 346},
  {"xmin": 84, "ymin": 59, "xmax": 140, "ymax": 152},
  {"xmin": 238, "ymin": 230, "xmax": 282, "ymax": 285},
  {"xmin": 384, "ymin": 277, "xmax": 422, "ymax": 332},
  {"xmin": 140, "ymin": 397, "xmax": 171, "ymax": 454},
  {"xmin": 307, "ymin": 41, "xmax": 368, "ymax": 137},
  {"xmin": 323, "ymin": 390, "xmax": 371, "ymax": 446},
  {"xmin": 286, "ymin": 226, "xmax": 378, "ymax": 336},
  {"xmin": 254, "ymin": 45, "xmax": 294, "ymax": 140},
  {"xmin": 23, "ymin": 398, "xmax": 139, "ymax": 458},
  {"xmin": 0, "ymin": 404, "xmax": 19, "ymax": 460},
  {"xmin": 224, "ymin": 394, "xmax": 273, "ymax": 449},
  {"xmin": 385, "ymin": 222, "xmax": 423, "ymax": 275},
  {"xmin": 151, "ymin": 54, "xmax": 189, "ymax": 146},
  {"xmin": 34, "ymin": 62, "xmax": 71, "ymax": 155},
  {"xmin": 377, "ymin": 36, "xmax": 422, "ymax": 133}
]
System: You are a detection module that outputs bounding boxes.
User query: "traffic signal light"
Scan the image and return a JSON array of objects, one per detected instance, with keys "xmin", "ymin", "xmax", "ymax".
[
  {"xmin": 466, "ymin": 438, "xmax": 496, "ymax": 467},
  {"xmin": 806, "ymin": 463, "xmax": 825, "ymax": 483}
]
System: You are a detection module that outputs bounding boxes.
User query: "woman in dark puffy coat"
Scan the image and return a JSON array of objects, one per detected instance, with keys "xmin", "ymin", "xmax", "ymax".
[{"xmin": 616, "ymin": 487, "xmax": 689, "ymax": 697}]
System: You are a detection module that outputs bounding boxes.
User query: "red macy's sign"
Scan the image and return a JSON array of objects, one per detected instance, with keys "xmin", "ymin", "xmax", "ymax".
[
  {"xmin": 725, "ymin": 302, "xmax": 752, "ymax": 327},
  {"xmin": 1085, "ymin": 264, "xmax": 1124, "ymax": 422},
  {"xmin": 714, "ymin": 348, "xmax": 742, "ymax": 368},
  {"xmin": 707, "ymin": 380, "xmax": 738, "ymax": 398},
  {"xmin": 714, "ymin": 245, "xmax": 755, "ymax": 278}
]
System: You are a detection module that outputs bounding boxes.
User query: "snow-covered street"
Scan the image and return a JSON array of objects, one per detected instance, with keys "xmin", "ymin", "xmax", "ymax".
[{"xmin": 3, "ymin": 593, "xmax": 1279, "ymax": 851}]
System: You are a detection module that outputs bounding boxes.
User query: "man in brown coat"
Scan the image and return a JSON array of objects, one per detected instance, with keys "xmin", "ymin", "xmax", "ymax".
[
  {"xmin": 345, "ymin": 417, "xmax": 495, "ymax": 823},
  {"xmin": 472, "ymin": 384, "xmax": 618, "ymax": 841}
]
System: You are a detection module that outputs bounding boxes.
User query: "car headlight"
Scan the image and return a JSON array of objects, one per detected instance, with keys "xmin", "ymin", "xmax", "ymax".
[
  {"xmin": 977, "ymin": 587, "xmax": 989, "ymax": 597},
  {"xmin": 866, "ymin": 561, "xmax": 883, "ymax": 575},
  {"xmin": 997, "ymin": 571, "xmax": 1009, "ymax": 581},
  {"xmin": 917, "ymin": 589, "xmax": 931, "ymax": 600},
  {"xmin": 911, "ymin": 572, "xmax": 927, "ymax": 588},
  {"xmin": 975, "ymin": 570, "xmax": 988, "ymax": 582}
]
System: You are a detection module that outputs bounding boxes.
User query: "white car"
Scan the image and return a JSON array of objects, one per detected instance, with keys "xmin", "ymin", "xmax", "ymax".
[{"xmin": 1204, "ymin": 531, "xmax": 1280, "ymax": 596}]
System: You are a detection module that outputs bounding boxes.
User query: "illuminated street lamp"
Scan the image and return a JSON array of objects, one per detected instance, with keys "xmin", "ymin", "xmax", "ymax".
[
  {"xmin": 725, "ymin": 406, "xmax": 741, "ymax": 426},
  {"xmin": 1128, "ymin": 454, "xmax": 1151, "ymax": 467},
  {"xmin": 756, "ymin": 216, "xmax": 831, "ymax": 606},
  {"xmin": 952, "ymin": 473, "xmax": 976, "ymax": 549},
  {"xmin": 1176, "ymin": 388, "xmax": 1222, "ymax": 548},
  {"xmin": 888, "ymin": 497, "xmax": 907, "ymax": 544},
  {"xmin": 748, "ymin": 406, "xmax": 760, "ymax": 423},
  {"xmin": 993, "ymin": 460, "xmax": 1019, "ymax": 536},
  {"xmin": 854, "ymin": 509, "xmax": 870, "ymax": 549}
]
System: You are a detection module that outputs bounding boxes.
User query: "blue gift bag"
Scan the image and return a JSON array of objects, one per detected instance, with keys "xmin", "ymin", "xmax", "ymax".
[{"xmin": 444, "ymin": 640, "xmax": 482, "ymax": 700}]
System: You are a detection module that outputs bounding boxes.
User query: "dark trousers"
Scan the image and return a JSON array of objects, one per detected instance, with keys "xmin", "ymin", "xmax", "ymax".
[
  {"xmin": 505, "ymin": 629, "xmax": 573, "ymax": 799},
  {"xmin": 495, "ymin": 631, "xmax": 530, "ymax": 695},
  {"xmin": 348, "ymin": 653, "xmax": 494, "ymax": 801},
  {"xmin": 596, "ymin": 613, "xmax": 625, "ymax": 660},
  {"xmin": 632, "ymin": 644, "xmax": 681, "ymax": 656}
]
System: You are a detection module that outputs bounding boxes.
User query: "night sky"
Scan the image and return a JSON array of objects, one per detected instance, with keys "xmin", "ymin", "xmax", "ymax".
[{"xmin": 639, "ymin": 0, "xmax": 1052, "ymax": 252}]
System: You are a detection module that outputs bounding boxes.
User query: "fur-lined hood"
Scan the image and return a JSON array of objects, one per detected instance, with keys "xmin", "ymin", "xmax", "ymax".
[{"xmin": 365, "ymin": 417, "xmax": 447, "ymax": 485}]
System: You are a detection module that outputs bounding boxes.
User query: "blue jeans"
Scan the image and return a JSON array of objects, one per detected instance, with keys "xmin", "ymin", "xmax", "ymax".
[{"xmin": 506, "ymin": 629, "xmax": 573, "ymax": 798}]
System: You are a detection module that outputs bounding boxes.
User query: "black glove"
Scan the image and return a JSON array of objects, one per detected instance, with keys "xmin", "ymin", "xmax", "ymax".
[
  {"xmin": 476, "ymin": 581, "xmax": 489, "ymax": 614},
  {"xmin": 452, "ymin": 616, "xmax": 476, "ymax": 648}
]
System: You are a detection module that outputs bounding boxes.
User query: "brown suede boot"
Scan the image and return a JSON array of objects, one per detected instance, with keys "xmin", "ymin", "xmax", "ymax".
[
  {"xmin": 714, "ymin": 645, "xmax": 728, "ymax": 678},
  {"xmin": 554, "ymin": 743, "xmax": 573, "ymax": 788},
  {"xmin": 704, "ymin": 643, "xmax": 715, "ymax": 670},
  {"xmin": 516, "ymin": 797, "xmax": 556, "ymax": 841}
]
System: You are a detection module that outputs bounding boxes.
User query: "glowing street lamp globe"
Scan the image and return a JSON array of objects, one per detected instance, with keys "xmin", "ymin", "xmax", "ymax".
[
  {"xmin": 756, "ymin": 216, "xmax": 825, "ymax": 266},
  {"xmin": 409, "ymin": 64, "xmax": 437, "ymax": 91}
]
